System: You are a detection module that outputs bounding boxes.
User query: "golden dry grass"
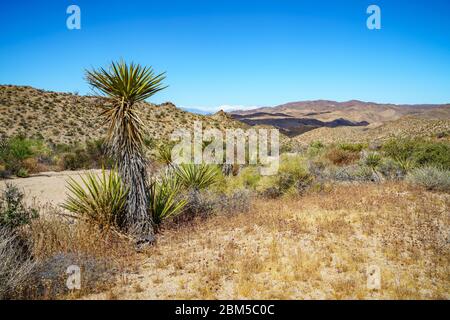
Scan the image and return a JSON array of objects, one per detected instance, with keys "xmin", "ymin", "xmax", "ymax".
[{"xmin": 91, "ymin": 182, "xmax": 450, "ymax": 300}]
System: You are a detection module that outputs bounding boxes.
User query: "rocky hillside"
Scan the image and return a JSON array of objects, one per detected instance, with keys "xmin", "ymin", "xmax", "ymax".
[
  {"xmin": 0, "ymin": 85, "xmax": 246, "ymax": 144},
  {"xmin": 294, "ymin": 116, "xmax": 450, "ymax": 146}
]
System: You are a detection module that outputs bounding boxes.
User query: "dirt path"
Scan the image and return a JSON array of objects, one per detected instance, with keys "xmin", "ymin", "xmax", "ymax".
[{"xmin": 0, "ymin": 170, "xmax": 101, "ymax": 205}]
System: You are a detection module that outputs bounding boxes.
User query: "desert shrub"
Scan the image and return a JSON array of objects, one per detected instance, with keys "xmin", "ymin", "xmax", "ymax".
[
  {"xmin": 326, "ymin": 165, "xmax": 376, "ymax": 183},
  {"xmin": 60, "ymin": 148, "xmax": 90, "ymax": 170},
  {"xmin": 58, "ymin": 140, "xmax": 111, "ymax": 171},
  {"xmin": 406, "ymin": 166, "xmax": 450, "ymax": 192},
  {"xmin": 177, "ymin": 189, "xmax": 252, "ymax": 222},
  {"xmin": 257, "ymin": 155, "xmax": 313, "ymax": 197},
  {"xmin": 61, "ymin": 169, "xmax": 128, "ymax": 230},
  {"xmin": 361, "ymin": 152, "xmax": 382, "ymax": 171},
  {"xmin": 85, "ymin": 139, "xmax": 112, "ymax": 168},
  {"xmin": 0, "ymin": 227, "xmax": 36, "ymax": 299},
  {"xmin": 377, "ymin": 158, "xmax": 405, "ymax": 180},
  {"xmin": 383, "ymin": 139, "xmax": 450, "ymax": 170},
  {"xmin": 28, "ymin": 211, "xmax": 136, "ymax": 299},
  {"xmin": 324, "ymin": 147, "xmax": 360, "ymax": 166},
  {"xmin": 0, "ymin": 136, "xmax": 49, "ymax": 176},
  {"xmin": 307, "ymin": 141, "xmax": 325, "ymax": 157},
  {"xmin": 338, "ymin": 143, "xmax": 367, "ymax": 152},
  {"xmin": 0, "ymin": 183, "xmax": 38, "ymax": 230},
  {"xmin": 16, "ymin": 168, "xmax": 29, "ymax": 178},
  {"xmin": 149, "ymin": 170, "xmax": 187, "ymax": 228},
  {"xmin": 175, "ymin": 164, "xmax": 221, "ymax": 190},
  {"xmin": 235, "ymin": 166, "xmax": 261, "ymax": 190}
]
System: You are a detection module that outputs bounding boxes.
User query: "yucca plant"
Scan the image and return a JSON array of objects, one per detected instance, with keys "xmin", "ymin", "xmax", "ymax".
[
  {"xmin": 174, "ymin": 163, "xmax": 221, "ymax": 190},
  {"xmin": 155, "ymin": 142, "xmax": 174, "ymax": 166},
  {"xmin": 86, "ymin": 61, "xmax": 166, "ymax": 238},
  {"xmin": 149, "ymin": 170, "xmax": 186, "ymax": 228},
  {"xmin": 61, "ymin": 169, "xmax": 128, "ymax": 230}
]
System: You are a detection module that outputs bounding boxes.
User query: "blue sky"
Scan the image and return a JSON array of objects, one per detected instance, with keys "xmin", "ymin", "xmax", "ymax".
[{"xmin": 0, "ymin": 0, "xmax": 449, "ymax": 111}]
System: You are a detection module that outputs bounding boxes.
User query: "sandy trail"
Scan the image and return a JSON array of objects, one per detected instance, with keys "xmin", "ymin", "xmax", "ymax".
[{"xmin": 0, "ymin": 170, "xmax": 101, "ymax": 205}]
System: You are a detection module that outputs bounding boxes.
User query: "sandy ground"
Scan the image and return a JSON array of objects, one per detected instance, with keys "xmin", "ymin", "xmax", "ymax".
[{"xmin": 0, "ymin": 170, "xmax": 101, "ymax": 205}]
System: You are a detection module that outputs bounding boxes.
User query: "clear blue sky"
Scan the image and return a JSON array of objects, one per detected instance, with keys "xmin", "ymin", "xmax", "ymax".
[{"xmin": 1, "ymin": 0, "xmax": 449, "ymax": 111}]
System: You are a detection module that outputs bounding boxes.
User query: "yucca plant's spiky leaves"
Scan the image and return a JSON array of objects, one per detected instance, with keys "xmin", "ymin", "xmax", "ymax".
[
  {"xmin": 174, "ymin": 164, "xmax": 221, "ymax": 191},
  {"xmin": 61, "ymin": 169, "xmax": 128, "ymax": 231},
  {"xmin": 85, "ymin": 61, "xmax": 167, "ymax": 239}
]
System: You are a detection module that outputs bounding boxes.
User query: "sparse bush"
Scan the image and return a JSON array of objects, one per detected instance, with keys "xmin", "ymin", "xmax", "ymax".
[
  {"xmin": 406, "ymin": 166, "xmax": 450, "ymax": 192},
  {"xmin": 177, "ymin": 189, "xmax": 252, "ymax": 222},
  {"xmin": 0, "ymin": 227, "xmax": 36, "ymax": 299},
  {"xmin": 324, "ymin": 147, "xmax": 359, "ymax": 166},
  {"xmin": 326, "ymin": 165, "xmax": 377, "ymax": 183},
  {"xmin": 0, "ymin": 183, "xmax": 38, "ymax": 230},
  {"xmin": 377, "ymin": 158, "xmax": 405, "ymax": 180},
  {"xmin": 61, "ymin": 169, "xmax": 128, "ymax": 230}
]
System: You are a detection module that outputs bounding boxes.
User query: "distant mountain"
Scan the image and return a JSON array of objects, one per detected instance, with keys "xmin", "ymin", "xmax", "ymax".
[
  {"xmin": 179, "ymin": 107, "xmax": 212, "ymax": 115},
  {"xmin": 231, "ymin": 100, "xmax": 450, "ymax": 136}
]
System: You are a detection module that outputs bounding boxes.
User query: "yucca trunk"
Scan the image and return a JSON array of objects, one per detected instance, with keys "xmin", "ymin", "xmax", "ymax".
[{"xmin": 107, "ymin": 101, "xmax": 154, "ymax": 240}]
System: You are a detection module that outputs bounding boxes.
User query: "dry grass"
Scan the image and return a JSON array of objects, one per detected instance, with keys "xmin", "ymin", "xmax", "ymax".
[
  {"xmin": 12, "ymin": 204, "xmax": 140, "ymax": 299},
  {"xmin": 89, "ymin": 182, "xmax": 450, "ymax": 299}
]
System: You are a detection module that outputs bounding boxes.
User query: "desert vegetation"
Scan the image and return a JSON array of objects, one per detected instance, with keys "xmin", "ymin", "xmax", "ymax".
[
  {"xmin": 1, "ymin": 62, "xmax": 449, "ymax": 300},
  {"xmin": 1, "ymin": 133, "xmax": 449, "ymax": 299}
]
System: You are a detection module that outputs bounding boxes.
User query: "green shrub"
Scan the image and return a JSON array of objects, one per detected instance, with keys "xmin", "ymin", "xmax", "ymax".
[
  {"xmin": 258, "ymin": 155, "xmax": 313, "ymax": 196},
  {"xmin": 338, "ymin": 143, "xmax": 367, "ymax": 152},
  {"xmin": 362, "ymin": 152, "xmax": 382, "ymax": 171},
  {"xmin": 406, "ymin": 166, "xmax": 450, "ymax": 192},
  {"xmin": 16, "ymin": 168, "xmax": 29, "ymax": 178},
  {"xmin": 0, "ymin": 136, "xmax": 48, "ymax": 176},
  {"xmin": 0, "ymin": 183, "xmax": 38, "ymax": 230},
  {"xmin": 307, "ymin": 141, "xmax": 325, "ymax": 156},
  {"xmin": 61, "ymin": 169, "xmax": 128, "ymax": 230},
  {"xmin": 383, "ymin": 139, "xmax": 450, "ymax": 170}
]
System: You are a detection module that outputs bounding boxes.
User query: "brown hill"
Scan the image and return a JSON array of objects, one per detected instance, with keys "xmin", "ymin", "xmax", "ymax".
[
  {"xmin": 294, "ymin": 116, "xmax": 450, "ymax": 146},
  {"xmin": 0, "ymin": 85, "xmax": 246, "ymax": 145},
  {"xmin": 231, "ymin": 100, "xmax": 450, "ymax": 136}
]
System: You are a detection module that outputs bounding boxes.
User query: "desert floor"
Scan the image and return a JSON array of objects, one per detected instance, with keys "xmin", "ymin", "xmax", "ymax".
[
  {"xmin": 2, "ymin": 174, "xmax": 449, "ymax": 299},
  {"xmin": 0, "ymin": 170, "xmax": 102, "ymax": 205}
]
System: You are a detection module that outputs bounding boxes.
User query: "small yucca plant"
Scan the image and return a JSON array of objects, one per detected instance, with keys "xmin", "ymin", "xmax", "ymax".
[
  {"xmin": 155, "ymin": 143, "xmax": 174, "ymax": 166},
  {"xmin": 62, "ymin": 169, "xmax": 128, "ymax": 230},
  {"xmin": 174, "ymin": 164, "xmax": 221, "ymax": 190},
  {"xmin": 149, "ymin": 170, "xmax": 186, "ymax": 228}
]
